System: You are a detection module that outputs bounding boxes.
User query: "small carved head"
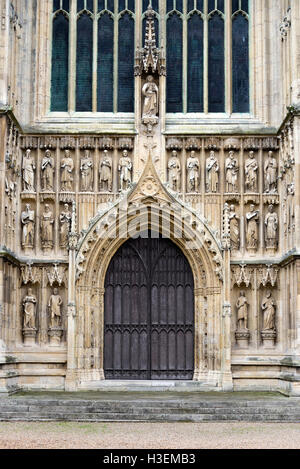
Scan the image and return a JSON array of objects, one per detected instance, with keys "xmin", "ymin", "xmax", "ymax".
[
  {"xmin": 147, "ymin": 75, "xmax": 154, "ymax": 83},
  {"xmin": 53, "ymin": 287, "xmax": 58, "ymax": 295},
  {"xmin": 240, "ymin": 290, "xmax": 246, "ymax": 297},
  {"xmin": 268, "ymin": 204, "xmax": 274, "ymax": 213},
  {"xmin": 45, "ymin": 149, "xmax": 51, "ymax": 157},
  {"xmin": 25, "ymin": 149, "xmax": 31, "ymax": 157},
  {"xmin": 230, "ymin": 204, "xmax": 235, "ymax": 212}
]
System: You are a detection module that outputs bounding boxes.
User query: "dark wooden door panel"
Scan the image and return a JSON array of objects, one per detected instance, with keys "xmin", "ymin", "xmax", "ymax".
[{"xmin": 104, "ymin": 235, "xmax": 194, "ymax": 380}]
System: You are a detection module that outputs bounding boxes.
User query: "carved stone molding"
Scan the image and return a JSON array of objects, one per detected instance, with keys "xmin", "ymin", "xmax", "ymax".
[
  {"xmin": 59, "ymin": 136, "xmax": 77, "ymax": 150},
  {"xmin": 204, "ymin": 137, "xmax": 221, "ymax": 150},
  {"xmin": 257, "ymin": 265, "xmax": 279, "ymax": 288},
  {"xmin": 39, "ymin": 136, "xmax": 57, "ymax": 150},
  {"xmin": 243, "ymin": 138, "xmax": 261, "ymax": 150},
  {"xmin": 21, "ymin": 263, "xmax": 42, "ymax": 285},
  {"xmin": 118, "ymin": 138, "xmax": 134, "ymax": 151},
  {"xmin": 224, "ymin": 138, "xmax": 241, "ymax": 150},
  {"xmin": 98, "ymin": 137, "xmax": 114, "ymax": 150},
  {"xmin": 46, "ymin": 264, "xmax": 67, "ymax": 287},
  {"xmin": 185, "ymin": 138, "xmax": 202, "ymax": 151},
  {"xmin": 78, "ymin": 137, "xmax": 96, "ymax": 150},
  {"xmin": 231, "ymin": 264, "xmax": 253, "ymax": 288},
  {"xmin": 166, "ymin": 138, "xmax": 183, "ymax": 151}
]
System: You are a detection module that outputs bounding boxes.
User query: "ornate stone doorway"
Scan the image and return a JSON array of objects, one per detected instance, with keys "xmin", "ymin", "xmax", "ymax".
[{"xmin": 104, "ymin": 233, "xmax": 194, "ymax": 380}]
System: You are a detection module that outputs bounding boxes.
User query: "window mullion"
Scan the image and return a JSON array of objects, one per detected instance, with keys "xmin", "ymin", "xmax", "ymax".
[
  {"xmin": 113, "ymin": 0, "xmax": 118, "ymax": 113},
  {"xmin": 225, "ymin": 0, "xmax": 232, "ymax": 114},
  {"xmin": 204, "ymin": 0, "xmax": 208, "ymax": 114},
  {"xmin": 69, "ymin": 0, "xmax": 77, "ymax": 112},
  {"xmin": 93, "ymin": 0, "xmax": 97, "ymax": 112}
]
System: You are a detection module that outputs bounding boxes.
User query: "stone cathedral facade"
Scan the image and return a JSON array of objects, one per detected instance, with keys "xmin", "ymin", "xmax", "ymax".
[{"xmin": 0, "ymin": 0, "xmax": 299, "ymax": 395}]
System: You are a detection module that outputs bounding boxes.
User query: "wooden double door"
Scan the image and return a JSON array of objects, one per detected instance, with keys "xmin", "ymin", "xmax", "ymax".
[{"xmin": 104, "ymin": 234, "xmax": 194, "ymax": 380}]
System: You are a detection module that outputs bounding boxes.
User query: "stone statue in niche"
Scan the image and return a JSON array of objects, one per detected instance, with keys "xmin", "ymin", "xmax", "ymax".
[
  {"xmin": 61, "ymin": 150, "xmax": 74, "ymax": 192},
  {"xmin": 41, "ymin": 149, "xmax": 55, "ymax": 191},
  {"xmin": 225, "ymin": 151, "xmax": 239, "ymax": 192},
  {"xmin": 119, "ymin": 150, "xmax": 132, "ymax": 191},
  {"xmin": 229, "ymin": 204, "xmax": 240, "ymax": 250},
  {"xmin": 99, "ymin": 150, "xmax": 113, "ymax": 192},
  {"xmin": 265, "ymin": 204, "xmax": 278, "ymax": 249},
  {"xmin": 246, "ymin": 204, "xmax": 259, "ymax": 251},
  {"xmin": 80, "ymin": 150, "xmax": 94, "ymax": 192},
  {"xmin": 264, "ymin": 151, "xmax": 278, "ymax": 193},
  {"xmin": 21, "ymin": 204, "xmax": 35, "ymax": 248},
  {"xmin": 261, "ymin": 291, "xmax": 276, "ymax": 331},
  {"xmin": 142, "ymin": 75, "xmax": 158, "ymax": 118},
  {"xmin": 48, "ymin": 288, "xmax": 63, "ymax": 329},
  {"xmin": 168, "ymin": 150, "xmax": 181, "ymax": 192},
  {"xmin": 236, "ymin": 291, "xmax": 249, "ymax": 330},
  {"xmin": 60, "ymin": 204, "xmax": 72, "ymax": 248},
  {"xmin": 245, "ymin": 151, "xmax": 258, "ymax": 192},
  {"xmin": 187, "ymin": 151, "xmax": 200, "ymax": 192},
  {"xmin": 23, "ymin": 288, "xmax": 37, "ymax": 329},
  {"xmin": 22, "ymin": 149, "xmax": 36, "ymax": 192},
  {"xmin": 206, "ymin": 151, "xmax": 219, "ymax": 193},
  {"xmin": 40, "ymin": 204, "xmax": 54, "ymax": 249}
]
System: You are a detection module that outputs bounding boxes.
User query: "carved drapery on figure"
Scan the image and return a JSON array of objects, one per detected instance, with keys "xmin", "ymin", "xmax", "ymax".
[
  {"xmin": 118, "ymin": 150, "xmax": 132, "ymax": 191},
  {"xmin": 225, "ymin": 151, "xmax": 239, "ymax": 192},
  {"xmin": 99, "ymin": 150, "xmax": 112, "ymax": 192},
  {"xmin": 262, "ymin": 291, "xmax": 276, "ymax": 331},
  {"xmin": 168, "ymin": 151, "xmax": 181, "ymax": 192},
  {"xmin": 245, "ymin": 151, "xmax": 258, "ymax": 192},
  {"xmin": 22, "ymin": 149, "xmax": 35, "ymax": 192},
  {"xmin": 21, "ymin": 204, "xmax": 35, "ymax": 248},
  {"xmin": 60, "ymin": 204, "xmax": 72, "ymax": 248},
  {"xmin": 206, "ymin": 151, "xmax": 219, "ymax": 193},
  {"xmin": 142, "ymin": 76, "xmax": 159, "ymax": 119},
  {"xmin": 264, "ymin": 151, "xmax": 278, "ymax": 193},
  {"xmin": 187, "ymin": 151, "xmax": 200, "ymax": 193},
  {"xmin": 41, "ymin": 149, "xmax": 54, "ymax": 192},
  {"xmin": 23, "ymin": 289, "xmax": 37, "ymax": 330},
  {"xmin": 265, "ymin": 205, "xmax": 278, "ymax": 250},
  {"xmin": 236, "ymin": 291, "xmax": 249, "ymax": 331},
  {"xmin": 61, "ymin": 150, "xmax": 74, "ymax": 192},
  {"xmin": 246, "ymin": 205, "xmax": 259, "ymax": 251},
  {"xmin": 48, "ymin": 288, "xmax": 63, "ymax": 329},
  {"xmin": 80, "ymin": 150, "xmax": 93, "ymax": 192},
  {"xmin": 229, "ymin": 205, "xmax": 240, "ymax": 250},
  {"xmin": 41, "ymin": 204, "xmax": 54, "ymax": 249}
]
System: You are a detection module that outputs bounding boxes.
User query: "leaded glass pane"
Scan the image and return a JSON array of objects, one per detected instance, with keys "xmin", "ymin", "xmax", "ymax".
[
  {"xmin": 241, "ymin": 0, "xmax": 249, "ymax": 13},
  {"xmin": 188, "ymin": 0, "xmax": 194, "ymax": 11},
  {"xmin": 232, "ymin": 0, "xmax": 239, "ymax": 13},
  {"xmin": 76, "ymin": 14, "xmax": 93, "ymax": 111},
  {"xmin": 128, "ymin": 0, "xmax": 135, "ymax": 12},
  {"xmin": 118, "ymin": 13, "xmax": 134, "ymax": 112},
  {"xmin": 208, "ymin": 13, "xmax": 225, "ymax": 112},
  {"xmin": 119, "ymin": 0, "xmax": 126, "ymax": 12},
  {"xmin": 208, "ymin": 0, "xmax": 215, "ymax": 12},
  {"xmin": 51, "ymin": 13, "xmax": 69, "ymax": 111},
  {"xmin": 217, "ymin": 0, "xmax": 224, "ymax": 12},
  {"xmin": 232, "ymin": 13, "xmax": 249, "ymax": 112},
  {"xmin": 98, "ymin": 0, "xmax": 105, "ymax": 11},
  {"xmin": 176, "ymin": 0, "xmax": 183, "ymax": 12},
  {"xmin": 107, "ymin": 0, "xmax": 114, "ymax": 11},
  {"xmin": 62, "ymin": 0, "xmax": 69, "ymax": 11},
  {"xmin": 87, "ymin": 0, "xmax": 93, "ymax": 11},
  {"xmin": 77, "ymin": 0, "xmax": 84, "ymax": 12},
  {"xmin": 98, "ymin": 13, "xmax": 114, "ymax": 112},
  {"xmin": 166, "ymin": 13, "xmax": 183, "ymax": 113},
  {"xmin": 197, "ymin": 0, "xmax": 203, "ymax": 10},
  {"xmin": 167, "ymin": 0, "xmax": 174, "ymax": 13},
  {"xmin": 188, "ymin": 13, "xmax": 203, "ymax": 112},
  {"xmin": 53, "ymin": 0, "xmax": 60, "ymax": 12}
]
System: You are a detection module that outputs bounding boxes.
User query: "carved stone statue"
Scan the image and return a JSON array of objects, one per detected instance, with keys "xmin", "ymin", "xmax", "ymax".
[
  {"xmin": 265, "ymin": 204, "xmax": 278, "ymax": 249},
  {"xmin": 41, "ymin": 149, "xmax": 55, "ymax": 191},
  {"xmin": 225, "ymin": 151, "xmax": 239, "ymax": 192},
  {"xmin": 236, "ymin": 291, "xmax": 249, "ymax": 330},
  {"xmin": 118, "ymin": 150, "xmax": 132, "ymax": 191},
  {"xmin": 142, "ymin": 75, "xmax": 158, "ymax": 118},
  {"xmin": 22, "ymin": 149, "xmax": 36, "ymax": 192},
  {"xmin": 245, "ymin": 151, "xmax": 258, "ymax": 192},
  {"xmin": 229, "ymin": 205, "xmax": 240, "ymax": 250},
  {"xmin": 61, "ymin": 150, "xmax": 74, "ymax": 191},
  {"xmin": 21, "ymin": 204, "xmax": 35, "ymax": 248},
  {"xmin": 99, "ymin": 150, "xmax": 112, "ymax": 192},
  {"xmin": 264, "ymin": 151, "xmax": 278, "ymax": 193},
  {"xmin": 246, "ymin": 204, "xmax": 259, "ymax": 251},
  {"xmin": 187, "ymin": 151, "xmax": 200, "ymax": 192},
  {"xmin": 262, "ymin": 291, "xmax": 276, "ymax": 331},
  {"xmin": 206, "ymin": 151, "xmax": 219, "ymax": 193},
  {"xmin": 48, "ymin": 288, "xmax": 63, "ymax": 328},
  {"xmin": 41, "ymin": 204, "xmax": 54, "ymax": 249},
  {"xmin": 23, "ymin": 288, "xmax": 37, "ymax": 329},
  {"xmin": 168, "ymin": 150, "xmax": 181, "ymax": 192},
  {"xmin": 60, "ymin": 204, "xmax": 72, "ymax": 248},
  {"xmin": 80, "ymin": 150, "xmax": 93, "ymax": 192}
]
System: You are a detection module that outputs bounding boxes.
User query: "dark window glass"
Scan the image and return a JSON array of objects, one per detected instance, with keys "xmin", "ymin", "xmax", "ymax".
[
  {"xmin": 98, "ymin": 13, "xmax": 114, "ymax": 112},
  {"xmin": 77, "ymin": 0, "xmax": 84, "ymax": 12},
  {"xmin": 166, "ymin": 13, "xmax": 183, "ymax": 113},
  {"xmin": 188, "ymin": 0, "xmax": 194, "ymax": 11},
  {"xmin": 63, "ymin": 0, "xmax": 69, "ymax": 11},
  {"xmin": 51, "ymin": 13, "xmax": 69, "ymax": 111},
  {"xmin": 188, "ymin": 14, "xmax": 203, "ymax": 112},
  {"xmin": 119, "ymin": 0, "xmax": 126, "ymax": 12},
  {"xmin": 143, "ymin": 0, "xmax": 159, "ymax": 12},
  {"xmin": 128, "ymin": 0, "xmax": 135, "ymax": 11},
  {"xmin": 152, "ymin": 0, "xmax": 159, "ymax": 12},
  {"xmin": 241, "ymin": 0, "xmax": 248, "ymax": 12},
  {"xmin": 107, "ymin": 0, "xmax": 114, "ymax": 11},
  {"xmin": 208, "ymin": 13, "xmax": 225, "ymax": 112},
  {"xmin": 87, "ymin": 0, "xmax": 93, "ymax": 11},
  {"xmin": 118, "ymin": 13, "xmax": 134, "ymax": 112},
  {"xmin": 232, "ymin": 0, "xmax": 239, "ymax": 13},
  {"xmin": 232, "ymin": 13, "xmax": 249, "ymax": 112},
  {"xmin": 98, "ymin": 0, "xmax": 105, "ymax": 11},
  {"xmin": 176, "ymin": 0, "xmax": 183, "ymax": 12},
  {"xmin": 53, "ymin": 0, "xmax": 60, "ymax": 12},
  {"xmin": 167, "ymin": 0, "xmax": 173, "ymax": 13},
  {"xmin": 197, "ymin": 0, "xmax": 203, "ymax": 10},
  {"xmin": 208, "ymin": 0, "xmax": 215, "ymax": 12},
  {"xmin": 76, "ymin": 14, "xmax": 93, "ymax": 111},
  {"xmin": 218, "ymin": 0, "xmax": 224, "ymax": 12}
]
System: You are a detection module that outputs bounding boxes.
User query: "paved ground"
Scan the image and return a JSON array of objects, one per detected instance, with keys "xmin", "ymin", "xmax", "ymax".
[{"xmin": 0, "ymin": 421, "xmax": 300, "ymax": 449}]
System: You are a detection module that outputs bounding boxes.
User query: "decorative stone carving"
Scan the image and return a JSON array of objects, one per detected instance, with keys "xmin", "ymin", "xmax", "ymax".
[
  {"xmin": 206, "ymin": 151, "xmax": 219, "ymax": 193},
  {"xmin": 168, "ymin": 150, "xmax": 181, "ymax": 192},
  {"xmin": 235, "ymin": 291, "xmax": 250, "ymax": 348},
  {"xmin": 186, "ymin": 151, "xmax": 200, "ymax": 193},
  {"xmin": 22, "ymin": 149, "xmax": 35, "ymax": 192},
  {"xmin": 80, "ymin": 150, "xmax": 93, "ymax": 192},
  {"xmin": 21, "ymin": 204, "xmax": 35, "ymax": 250},
  {"xmin": 264, "ymin": 151, "xmax": 278, "ymax": 193},
  {"xmin": 245, "ymin": 151, "xmax": 258, "ymax": 192},
  {"xmin": 265, "ymin": 205, "xmax": 278, "ymax": 252},
  {"xmin": 246, "ymin": 205, "xmax": 259, "ymax": 252},
  {"xmin": 142, "ymin": 76, "xmax": 158, "ymax": 119},
  {"xmin": 23, "ymin": 288, "xmax": 37, "ymax": 345},
  {"xmin": 225, "ymin": 151, "xmax": 239, "ymax": 193},
  {"xmin": 40, "ymin": 204, "xmax": 54, "ymax": 251},
  {"xmin": 118, "ymin": 150, "xmax": 132, "ymax": 191},
  {"xmin": 229, "ymin": 205, "xmax": 240, "ymax": 251},
  {"xmin": 166, "ymin": 138, "xmax": 183, "ymax": 151},
  {"xmin": 261, "ymin": 291, "xmax": 277, "ymax": 347},
  {"xmin": 48, "ymin": 288, "xmax": 63, "ymax": 346},
  {"xmin": 47, "ymin": 264, "xmax": 67, "ymax": 287},
  {"xmin": 21, "ymin": 263, "xmax": 42, "ymax": 285},
  {"xmin": 257, "ymin": 265, "xmax": 279, "ymax": 288},
  {"xmin": 231, "ymin": 264, "xmax": 253, "ymax": 288},
  {"xmin": 61, "ymin": 150, "xmax": 74, "ymax": 192},
  {"xmin": 280, "ymin": 7, "xmax": 291, "ymax": 39},
  {"xmin": 60, "ymin": 204, "xmax": 72, "ymax": 248},
  {"xmin": 185, "ymin": 138, "xmax": 201, "ymax": 151},
  {"xmin": 41, "ymin": 149, "xmax": 54, "ymax": 191},
  {"xmin": 99, "ymin": 150, "xmax": 113, "ymax": 192}
]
